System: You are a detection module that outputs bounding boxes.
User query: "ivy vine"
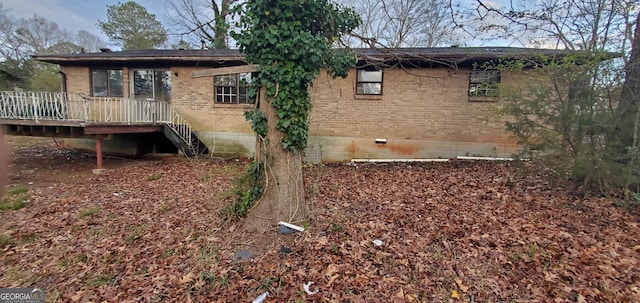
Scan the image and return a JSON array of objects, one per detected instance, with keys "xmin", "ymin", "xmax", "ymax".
[
  {"xmin": 233, "ymin": 0, "xmax": 361, "ymax": 152},
  {"xmin": 244, "ymin": 109, "xmax": 267, "ymax": 138}
]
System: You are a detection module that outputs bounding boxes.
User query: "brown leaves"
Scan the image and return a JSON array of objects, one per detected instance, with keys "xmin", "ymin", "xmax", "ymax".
[
  {"xmin": 2, "ymin": 145, "xmax": 640, "ymax": 302},
  {"xmin": 455, "ymin": 278, "xmax": 469, "ymax": 293}
]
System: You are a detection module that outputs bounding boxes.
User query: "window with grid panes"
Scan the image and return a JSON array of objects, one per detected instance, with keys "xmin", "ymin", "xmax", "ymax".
[
  {"xmin": 469, "ymin": 70, "xmax": 500, "ymax": 97},
  {"xmin": 214, "ymin": 73, "xmax": 252, "ymax": 104}
]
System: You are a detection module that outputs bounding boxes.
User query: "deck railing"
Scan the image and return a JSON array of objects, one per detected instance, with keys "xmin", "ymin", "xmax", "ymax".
[
  {"xmin": 0, "ymin": 91, "xmax": 200, "ymax": 154},
  {"xmin": 0, "ymin": 91, "xmax": 172, "ymax": 124},
  {"xmin": 168, "ymin": 109, "xmax": 193, "ymax": 148}
]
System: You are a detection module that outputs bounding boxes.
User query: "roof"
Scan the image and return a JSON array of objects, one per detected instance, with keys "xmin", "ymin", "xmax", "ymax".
[
  {"xmin": 33, "ymin": 47, "xmax": 575, "ymax": 67},
  {"xmin": 33, "ymin": 49, "xmax": 246, "ymax": 65}
]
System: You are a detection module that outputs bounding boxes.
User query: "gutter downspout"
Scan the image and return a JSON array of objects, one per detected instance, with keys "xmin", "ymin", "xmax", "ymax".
[{"xmin": 59, "ymin": 71, "xmax": 67, "ymax": 93}]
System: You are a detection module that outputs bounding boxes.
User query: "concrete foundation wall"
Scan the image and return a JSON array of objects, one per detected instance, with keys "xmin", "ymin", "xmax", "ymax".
[
  {"xmin": 309, "ymin": 136, "xmax": 518, "ymax": 161},
  {"xmin": 64, "ymin": 133, "xmax": 177, "ymax": 157},
  {"xmin": 195, "ymin": 132, "xmax": 518, "ymax": 161},
  {"xmin": 63, "ymin": 131, "xmax": 518, "ymax": 161}
]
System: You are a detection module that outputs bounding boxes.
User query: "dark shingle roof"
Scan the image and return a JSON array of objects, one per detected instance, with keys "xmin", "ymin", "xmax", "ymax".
[
  {"xmin": 33, "ymin": 49, "xmax": 245, "ymax": 64},
  {"xmin": 33, "ymin": 47, "xmax": 575, "ymax": 67}
]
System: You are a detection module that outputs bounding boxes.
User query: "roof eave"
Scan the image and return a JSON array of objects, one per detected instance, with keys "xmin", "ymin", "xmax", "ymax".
[{"xmin": 32, "ymin": 55, "xmax": 248, "ymax": 65}]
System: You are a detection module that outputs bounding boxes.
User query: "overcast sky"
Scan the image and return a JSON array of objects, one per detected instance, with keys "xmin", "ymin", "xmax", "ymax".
[
  {"xmin": 2, "ymin": 0, "xmax": 169, "ymax": 46},
  {"xmin": 1, "ymin": 0, "xmax": 520, "ymax": 49}
]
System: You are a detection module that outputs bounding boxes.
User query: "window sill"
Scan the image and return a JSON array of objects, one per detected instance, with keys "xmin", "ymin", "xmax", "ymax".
[
  {"xmin": 468, "ymin": 96, "xmax": 498, "ymax": 102},
  {"xmin": 354, "ymin": 94, "xmax": 383, "ymax": 100},
  {"xmin": 213, "ymin": 103, "xmax": 253, "ymax": 109}
]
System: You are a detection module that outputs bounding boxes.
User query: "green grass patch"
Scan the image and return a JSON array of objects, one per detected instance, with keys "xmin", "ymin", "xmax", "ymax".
[
  {"xmin": 0, "ymin": 197, "xmax": 27, "ymax": 211},
  {"xmin": 0, "ymin": 234, "xmax": 14, "ymax": 248},
  {"xmin": 3, "ymin": 265, "xmax": 33, "ymax": 283},
  {"xmin": 248, "ymin": 276, "xmax": 279, "ymax": 294},
  {"xmin": 209, "ymin": 165, "xmax": 243, "ymax": 176},
  {"xmin": 528, "ymin": 243, "xmax": 537, "ymax": 259},
  {"xmin": 198, "ymin": 245, "xmax": 219, "ymax": 263},
  {"xmin": 78, "ymin": 207, "xmax": 100, "ymax": 218},
  {"xmin": 0, "ymin": 186, "xmax": 30, "ymax": 211},
  {"xmin": 613, "ymin": 200, "xmax": 640, "ymax": 208},
  {"xmin": 7, "ymin": 186, "xmax": 29, "ymax": 195},
  {"xmin": 161, "ymin": 203, "xmax": 174, "ymax": 212},
  {"xmin": 125, "ymin": 224, "xmax": 147, "ymax": 244},
  {"xmin": 163, "ymin": 248, "xmax": 175, "ymax": 257},
  {"xmin": 330, "ymin": 222, "xmax": 344, "ymax": 233},
  {"xmin": 57, "ymin": 254, "xmax": 88, "ymax": 269},
  {"xmin": 147, "ymin": 173, "xmax": 163, "ymax": 181},
  {"xmin": 85, "ymin": 272, "xmax": 116, "ymax": 287},
  {"xmin": 125, "ymin": 232, "xmax": 141, "ymax": 243},
  {"xmin": 21, "ymin": 233, "xmax": 39, "ymax": 243}
]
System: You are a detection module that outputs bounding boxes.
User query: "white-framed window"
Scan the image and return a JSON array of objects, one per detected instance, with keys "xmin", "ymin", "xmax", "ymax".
[
  {"xmin": 91, "ymin": 69, "xmax": 123, "ymax": 97},
  {"xmin": 469, "ymin": 70, "xmax": 500, "ymax": 97},
  {"xmin": 356, "ymin": 69, "xmax": 383, "ymax": 95},
  {"xmin": 214, "ymin": 73, "xmax": 252, "ymax": 104}
]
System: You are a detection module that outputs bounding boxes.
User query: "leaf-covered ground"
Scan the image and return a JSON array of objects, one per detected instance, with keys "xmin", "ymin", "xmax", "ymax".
[{"xmin": 1, "ymin": 138, "xmax": 639, "ymax": 302}]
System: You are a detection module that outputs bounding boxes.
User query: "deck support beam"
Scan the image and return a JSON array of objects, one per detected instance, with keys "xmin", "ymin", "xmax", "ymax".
[
  {"xmin": 96, "ymin": 138, "xmax": 103, "ymax": 170},
  {"xmin": 191, "ymin": 64, "xmax": 259, "ymax": 78}
]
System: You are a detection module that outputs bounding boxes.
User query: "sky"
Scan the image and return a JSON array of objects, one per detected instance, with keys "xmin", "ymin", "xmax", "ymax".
[
  {"xmin": 2, "ymin": 0, "xmax": 170, "ymax": 46},
  {"xmin": 1, "ymin": 0, "xmax": 520, "ymax": 50},
  {"xmin": 0, "ymin": 0, "xmax": 544, "ymax": 49}
]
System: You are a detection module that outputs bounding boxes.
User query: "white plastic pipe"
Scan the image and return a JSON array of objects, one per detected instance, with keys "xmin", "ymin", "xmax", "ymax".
[
  {"xmin": 456, "ymin": 156, "xmax": 516, "ymax": 161},
  {"xmin": 351, "ymin": 158, "xmax": 450, "ymax": 163},
  {"xmin": 278, "ymin": 221, "xmax": 305, "ymax": 232}
]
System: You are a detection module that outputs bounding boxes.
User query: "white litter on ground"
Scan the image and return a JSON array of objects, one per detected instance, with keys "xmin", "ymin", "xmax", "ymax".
[{"xmin": 303, "ymin": 282, "xmax": 319, "ymax": 295}]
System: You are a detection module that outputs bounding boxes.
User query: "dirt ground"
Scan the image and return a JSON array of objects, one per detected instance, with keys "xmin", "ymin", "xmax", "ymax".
[
  {"xmin": 1, "ymin": 136, "xmax": 639, "ymax": 302},
  {"xmin": 7, "ymin": 136, "xmax": 143, "ymax": 187}
]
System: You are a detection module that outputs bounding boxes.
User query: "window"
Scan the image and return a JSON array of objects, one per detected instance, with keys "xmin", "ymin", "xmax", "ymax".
[
  {"xmin": 91, "ymin": 69, "xmax": 123, "ymax": 97},
  {"xmin": 356, "ymin": 69, "xmax": 383, "ymax": 95},
  {"xmin": 469, "ymin": 70, "xmax": 500, "ymax": 97},
  {"xmin": 131, "ymin": 69, "xmax": 171, "ymax": 102},
  {"xmin": 215, "ymin": 73, "xmax": 252, "ymax": 104}
]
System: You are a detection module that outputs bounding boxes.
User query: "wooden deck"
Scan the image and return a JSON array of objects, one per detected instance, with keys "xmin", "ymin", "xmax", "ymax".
[
  {"xmin": 0, "ymin": 91, "xmax": 205, "ymax": 170},
  {"xmin": 0, "ymin": 119, "xmax": 164, "ymax": 138}
]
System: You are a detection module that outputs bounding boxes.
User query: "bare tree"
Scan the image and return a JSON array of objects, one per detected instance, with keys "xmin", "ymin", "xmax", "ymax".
[
  {"xmin": 0, "ymin": 7, "xmax": 101, "ymax": 89},
  {"xmin": 617, "ymin": 13, "xmax": 640, "ymax": 159},
  {"xmin": 0, "ymin": 11, "xmax": 72, "ymax": 88},
  {"xmin": 451, "ymin": 0, "xmax": 640, "ymax": 192},
  {"xmin": 449, "ymin": 0, "xmax": 637, "ymax": 52},
  {"xmin": 75, "ymin": 30, "xmax": 107, "ymax": 52},
  {"xmin": 0, "ymin": 8, "xmax": 30, "ymax": 74},
  {"xmin": 164, "ymin": 0, "xmax": 238, "ymax": 49},
  {"xmin": 346, "ymin": 0, "xmax": 459, "ymax": 47},
  {"xmin": 15, "ymin": 15, "xmax": 72, "ymax": 54}
]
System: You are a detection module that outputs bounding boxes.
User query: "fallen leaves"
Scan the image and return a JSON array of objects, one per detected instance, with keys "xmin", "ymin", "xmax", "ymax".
[
  {"xmin": 455, "ymin": 278, "xmax": 469, "ymax": 293},
  {"xmin": 1, "ymin": 143, "xmax": 639, "ymax": 302}
]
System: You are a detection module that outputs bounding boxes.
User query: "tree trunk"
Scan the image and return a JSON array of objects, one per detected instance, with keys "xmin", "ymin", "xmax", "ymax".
[
  {"xmin": 245, "ymin": 87, "xmax": 309, "ymax": 233},
  {"xmin": 0, "ymin": 130, "xmax": 8, "ymax": 194},
  {"xmin": 618, "ymin": 13, "xmax": 640, "ymax": 148}
]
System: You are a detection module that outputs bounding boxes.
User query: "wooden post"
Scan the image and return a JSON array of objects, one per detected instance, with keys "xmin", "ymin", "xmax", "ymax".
[{"xmin": 96, "ymin": 138, "xmax": 103, "ymax": 169}]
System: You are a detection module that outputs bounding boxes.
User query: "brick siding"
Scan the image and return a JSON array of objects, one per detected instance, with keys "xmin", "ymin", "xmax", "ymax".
[{"xmin": 61, "ymin": 65, "xmax": 523, "ymax": 159}]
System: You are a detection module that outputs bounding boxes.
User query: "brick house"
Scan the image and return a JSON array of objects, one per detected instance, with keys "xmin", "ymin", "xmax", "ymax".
[{"xmin": 32, "ymin": 47, "xmax": 569, "ymax": 161}]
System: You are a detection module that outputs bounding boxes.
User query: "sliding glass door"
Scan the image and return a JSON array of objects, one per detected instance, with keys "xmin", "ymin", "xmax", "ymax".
[
  {"xmin": 129, "ymin": 69, "xmax": 172, "ymax": 122},
  {"xmin": 131, "ymin": 70, "xmax": 171, "ymax": 102}
]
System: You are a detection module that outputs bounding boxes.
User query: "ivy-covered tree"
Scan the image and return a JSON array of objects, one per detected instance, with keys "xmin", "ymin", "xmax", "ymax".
[
  {"xmin": 98, "ymin": 1, "xmax": 167, "ymax": 50},
  {"xmin": 231, "ymin": 0, "xmax": 360, "ymax": 231}
]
